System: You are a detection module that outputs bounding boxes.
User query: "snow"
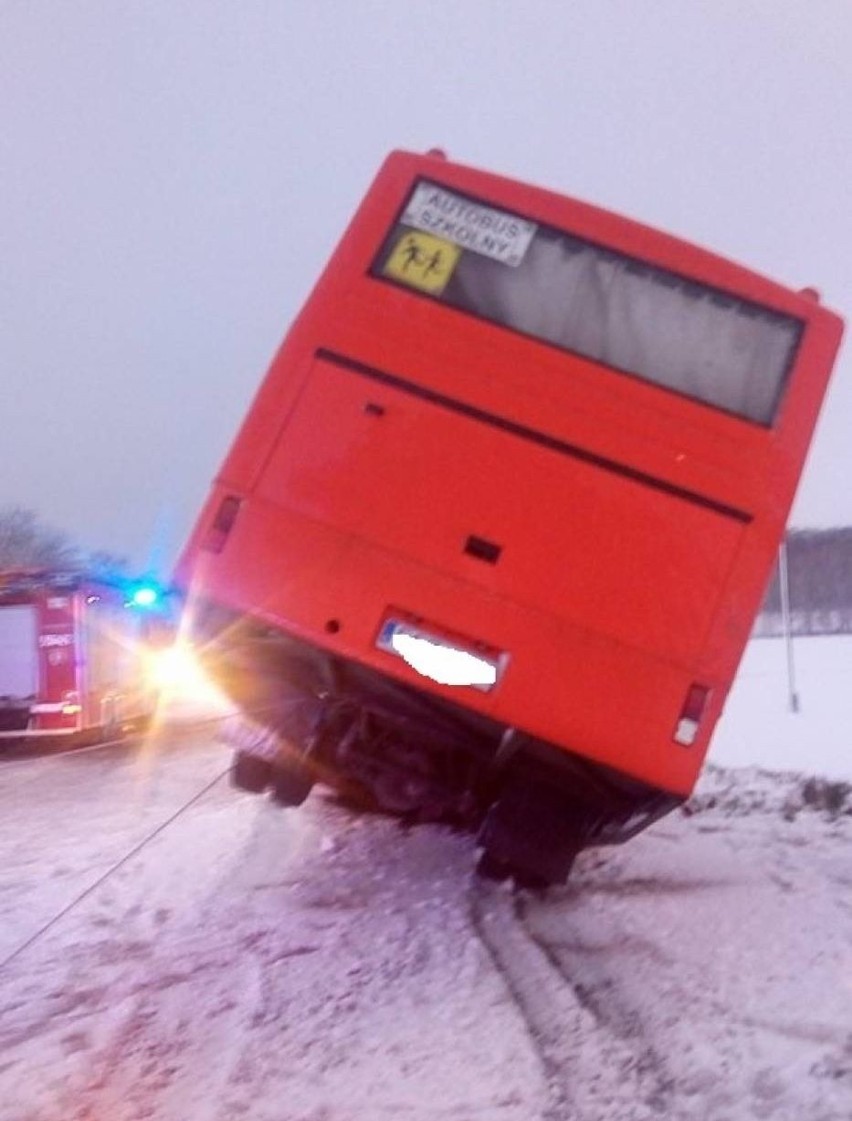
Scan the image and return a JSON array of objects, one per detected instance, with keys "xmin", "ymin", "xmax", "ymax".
[
  {"xmin": 0, "ymin": 638, "xmax": 850, "ymax": 1120},
  {"xmin": 710, "ymin": 635, "xmax": 852, "ymax": 780}
]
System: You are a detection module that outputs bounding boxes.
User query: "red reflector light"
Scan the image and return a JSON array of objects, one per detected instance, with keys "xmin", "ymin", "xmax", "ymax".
[
  {"xmin": 203, "ymin": 495, "xmax": 242, "ymax": 553},
  {"xmin": 674, "ymin": 683, "xmax": 711, "ymax": 746}
]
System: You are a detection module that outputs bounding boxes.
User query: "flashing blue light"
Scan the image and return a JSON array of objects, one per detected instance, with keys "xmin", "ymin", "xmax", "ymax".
[{"xmin": 130, "ymin": 586, "xmax": 159, "ymax": 608}]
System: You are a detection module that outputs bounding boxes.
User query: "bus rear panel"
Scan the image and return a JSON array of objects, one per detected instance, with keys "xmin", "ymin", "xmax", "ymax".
[{"xmin": 177, "ymin": 150, "xmax": 843, "ymax": 883}]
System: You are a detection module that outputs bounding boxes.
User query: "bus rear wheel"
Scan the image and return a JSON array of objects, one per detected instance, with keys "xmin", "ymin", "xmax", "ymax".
[
  {"xmin": 475, "ymin": 850, "xmax": 551, "ymax": 890},
  {"xmin": 231, "ymin": 750, "xmax": 273, "ymax": 794},
  {"xmin": 477, "ymin": 778, "xmax": 586, "ymax": 887},
  {"xmin": 270, "ymin": 756, "xmax": 315, "ymax": 807}
]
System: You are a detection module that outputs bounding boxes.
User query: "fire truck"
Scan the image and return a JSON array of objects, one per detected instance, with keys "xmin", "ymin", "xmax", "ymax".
[{"xmin": 0, "ymin": 568, "xmax": 172, "ymax": 742}]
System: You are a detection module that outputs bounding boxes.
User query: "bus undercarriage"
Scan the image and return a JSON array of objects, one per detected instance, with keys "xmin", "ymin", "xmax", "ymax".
[{"xmin": 194, "ymin": 605, "xmax": 680, "ymax": 885}]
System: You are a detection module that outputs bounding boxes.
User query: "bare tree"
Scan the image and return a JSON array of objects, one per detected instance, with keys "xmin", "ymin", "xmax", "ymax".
[
  {"xmin": 0, "ymin": 506, "xmax": 80, "ymax": 570},
  {"xmin": 85, "ymin": 549, "xmax": 130, "ymax": 580}
]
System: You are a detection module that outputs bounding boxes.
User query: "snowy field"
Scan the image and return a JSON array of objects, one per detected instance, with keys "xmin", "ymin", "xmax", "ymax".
[
  {"xmin": 0, "ymin": 638, "xmax": 850, "ymax": 1121},
  {"xmin": 710, "ymin": 635, "xmax": 852, "ymax": 780}
]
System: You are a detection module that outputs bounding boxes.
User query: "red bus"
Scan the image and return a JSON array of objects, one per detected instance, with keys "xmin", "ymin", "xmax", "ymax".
[{"xmin": 176, "ymin": 150, "xmax": 843, "ymax": 884}]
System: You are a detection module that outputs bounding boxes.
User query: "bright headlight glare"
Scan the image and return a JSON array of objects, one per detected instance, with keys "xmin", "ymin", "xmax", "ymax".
[
  {"xmin": 148, "ymin": 646, "xmax": 198, "ymax": 691},
  {"xmin": 146, "ymin": 644, "xmax": 229, "ymax": 710}
]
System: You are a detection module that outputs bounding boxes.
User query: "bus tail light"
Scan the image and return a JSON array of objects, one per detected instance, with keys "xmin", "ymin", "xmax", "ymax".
[
  {"xmin": 674, "ymin": 683, "xmax": 711, "ymax": 746},
  {"xmin": 203, "ymin": 495, "xmax": 242, "ymax": 553}
]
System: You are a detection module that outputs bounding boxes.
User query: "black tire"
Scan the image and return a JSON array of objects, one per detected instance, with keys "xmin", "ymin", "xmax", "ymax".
[
  {"xmin": 270, "ymin": 757, "xmax": 315, "ymax": 807},
  {"xmin": 373, "ymin": 770, "xmax": 433, "ymax": 815},
  {"xmin": 475, "ymin": 850, "xmax": 551, "ymax": 890},
  {"xmin": 477, "ymin": 775, "xmax": 587, "ymax": 887},
  {"xmin": 475, "ymin": 850, "xmax": 514, "ymax": 883},
  {"xmin": 511, "ymin": 868, "xmax": 551, "ymax": 892},
  {"xmin": 231, "ymin": 750, "xmax": 273, "ymax": 794}
]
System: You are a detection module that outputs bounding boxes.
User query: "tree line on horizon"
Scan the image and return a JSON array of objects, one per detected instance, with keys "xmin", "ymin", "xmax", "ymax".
[
  {"xmin": 0, "ymin": 505, "xmax": 127, "ymax": 577},
  {"xmin": 757, "ymin": 527, "xmax": 852, "ymax": 635}
]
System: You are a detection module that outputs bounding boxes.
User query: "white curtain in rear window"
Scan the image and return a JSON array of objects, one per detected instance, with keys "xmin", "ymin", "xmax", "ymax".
[{"xmin": 448, "ymin": 231, "xmax": 800, "ymax": 424}]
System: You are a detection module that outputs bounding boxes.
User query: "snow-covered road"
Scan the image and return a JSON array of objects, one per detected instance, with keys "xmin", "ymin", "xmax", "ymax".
[{"xmin": 1, "ymin": 726, "xmax": 850, "ymax": 1121}]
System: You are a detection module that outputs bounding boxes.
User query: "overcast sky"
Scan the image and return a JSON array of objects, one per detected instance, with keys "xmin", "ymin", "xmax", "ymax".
[{"xmin": 2, "ymin": 1, "xmax": 850, "ymax": 574}]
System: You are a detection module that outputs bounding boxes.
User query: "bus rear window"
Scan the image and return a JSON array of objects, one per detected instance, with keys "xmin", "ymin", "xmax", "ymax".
[{"xmin": 372, "ymin": 180, "xmax": 803, "ymax": 425}]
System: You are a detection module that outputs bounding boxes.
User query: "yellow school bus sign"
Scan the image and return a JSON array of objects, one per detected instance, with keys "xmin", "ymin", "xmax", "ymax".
[{"xmin": 382, "ymin": 231, "xmax": 461, "ymax": 295}]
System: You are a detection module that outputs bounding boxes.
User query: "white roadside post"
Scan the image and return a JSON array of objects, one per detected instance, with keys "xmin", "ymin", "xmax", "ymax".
[{"xmin": 779, "ymin": 537, "xmax": 800, "ymax": 713}]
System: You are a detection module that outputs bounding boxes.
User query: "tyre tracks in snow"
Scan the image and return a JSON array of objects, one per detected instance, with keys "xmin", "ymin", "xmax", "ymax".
[
  {"xmin": 471, "ymin": 806, "xmax": 852, "ymax": 1121},
  {"xmin": 7, "ymin": 734, "xmax": 844, "ymax": 1121},
  {"xmin": 469, "ymin": 877, "xmax": 674, "ymax": 1121}
]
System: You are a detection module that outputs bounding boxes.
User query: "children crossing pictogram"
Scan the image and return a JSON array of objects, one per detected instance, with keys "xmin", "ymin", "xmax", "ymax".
[{"xmin": 382, "ymin": 230, "xmax": 461, "ymax": 294}]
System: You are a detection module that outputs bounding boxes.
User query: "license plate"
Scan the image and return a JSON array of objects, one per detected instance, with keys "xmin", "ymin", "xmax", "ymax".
[{"xmin": 376, "ymin": 616, "xmax": 505, "ymax": 691}]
